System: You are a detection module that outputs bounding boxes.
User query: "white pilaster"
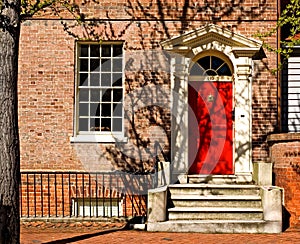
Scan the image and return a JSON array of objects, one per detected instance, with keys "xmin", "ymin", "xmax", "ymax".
[
  {"xmin": 234, "ymin": 57, "xmax": 253, "ymax": 180},
  {"xmin": 171, "ymin": 56, "xmax": 190, "ymax": 182}
]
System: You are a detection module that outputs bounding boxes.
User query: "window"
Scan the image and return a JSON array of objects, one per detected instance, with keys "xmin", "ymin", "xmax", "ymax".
[
  {"xmin": 71, "ymin": 42, "xmax": 126, "ymax": 142},
  {"xmin": 282, "ymin": 49, "xmax": 300, "ymax": 132},
  {"xmin": 190, "ymin": 55, "xmax": 232, "ymax": 76},
  {"xmin": 72, "ymin": 198, "xmax": 123, "ymax": 217}
]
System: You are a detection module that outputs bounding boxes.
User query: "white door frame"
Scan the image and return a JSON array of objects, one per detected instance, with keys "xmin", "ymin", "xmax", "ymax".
[{"xmin": 161, "ymin": 24, "xmax": 263, "ymax": 183}]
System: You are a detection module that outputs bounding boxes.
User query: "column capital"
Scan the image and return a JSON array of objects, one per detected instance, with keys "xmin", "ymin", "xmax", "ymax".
[
  {"xmin": 236, "ymin": 63, "xmax": 252, "ymax": 77},
  {"xmin": 232, "ymin": 47, "xmax": 261, "ymax": 58}
]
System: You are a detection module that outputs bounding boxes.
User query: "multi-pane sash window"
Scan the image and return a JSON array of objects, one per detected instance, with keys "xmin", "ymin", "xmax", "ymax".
[
  {"xmin": 282, "ymin": 50, "xmax": 300, "ymax": 132},
  {"xmin": 74, "ymin": 43, "xmax": 124, "ymax": 141}
]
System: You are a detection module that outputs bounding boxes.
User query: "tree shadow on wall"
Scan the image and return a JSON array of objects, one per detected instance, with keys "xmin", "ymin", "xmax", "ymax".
[
  {"xmin": 56, "ymin": 0, "xmax": 271, "ymax": 47},
  {"xmin": 45, "ymin": 0, "xmax": 274, "ymax": 178},
  {"xmin": 98, "ymin": 0, "xmax": 272, "ymax": 177}
]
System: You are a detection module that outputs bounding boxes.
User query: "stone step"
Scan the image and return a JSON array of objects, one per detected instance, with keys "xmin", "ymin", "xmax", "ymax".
[
  {"xmin": 187, "ymin": 175, "xmax": 240, "ymax": 184},
  {"xmin": 147, "ymin": 220, "xmax": 282, "ymax": 233},
  {"xmin": 168, "ymin": 207, "xmax": 264, "ymax": 220},
  {"xmin": 169, "ymin": 184, "xmax": 260, "ymax": 196},
  {"xmin": 171, "ymin": 194, "xmax": 262, "ymax": 208}
]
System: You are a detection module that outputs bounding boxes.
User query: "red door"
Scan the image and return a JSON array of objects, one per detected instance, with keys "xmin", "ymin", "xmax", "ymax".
[{"xmin": 188, "ymin": 81, "xmax": 233, "ymax": 175}]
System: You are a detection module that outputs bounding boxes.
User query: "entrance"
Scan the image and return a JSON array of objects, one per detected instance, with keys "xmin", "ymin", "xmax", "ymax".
[
  {"xmin": 161, "ymin": 24, "xmax": 261, "ymax": 182},
  {"xmin": 188, "ymin": 80, "xmax": 233, "ymax": 174}
]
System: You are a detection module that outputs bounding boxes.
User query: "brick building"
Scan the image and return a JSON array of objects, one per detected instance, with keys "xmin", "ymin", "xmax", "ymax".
[{"xmin": 18, "ymin": 0, "xmax": 300, "ymax": 232}]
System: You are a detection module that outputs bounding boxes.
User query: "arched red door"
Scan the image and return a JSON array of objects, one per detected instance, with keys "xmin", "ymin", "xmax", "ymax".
[{"xmin": 188, "ymin": 80, "xmax": 233, "ymax": 175}]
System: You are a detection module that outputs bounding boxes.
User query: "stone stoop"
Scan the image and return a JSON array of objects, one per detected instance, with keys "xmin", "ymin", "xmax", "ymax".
[{"xmin": 147, "ymin": 184, "xmax": 283, "ymax": 233}]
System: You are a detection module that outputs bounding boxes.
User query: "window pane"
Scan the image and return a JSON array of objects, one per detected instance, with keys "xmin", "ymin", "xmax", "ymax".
[
  {"xmin": 206, "ymin": 70, "xmax": 217, "ymax": 76},
  {"xmin": 80, "ymin": 59, "xmax": 88, "ymax": 72},
  {"xmin": 113, "ymin": 103, "xmax": 122, "ymax": 117},
  {"xmin": 79, "ymin": 118, "xmax": 89, "ymax": 131},
  {"xmin": 79, "ymin": 89, "xmax": 89, "ymax": 101},
  {"xmin": 112, "ymin": 73, "xmax": 122, "ymax": 86},
  {"xmin": 79, "ymin": 73, "xmax": 88, "ymax": 86},
  {"xmin": 190, "ymin": 63, "xmax": 205, "ymax": 76},
  {"xmin": 79, "ymin": 103, "xmax": 89, "ymax": 116},
  {"xmin": 101, "ymin": 118, "xmax": 111, "ymax": 131},
  {"xmin": 101, "ymin": 103, "xmax": 111, "ymax": 117},
  {"xmin": 90, "ymin": 59, "xmax": 100, "ymax": 72},
  {"xmin": 101, "ymin": 59, "xmax": 111, "ymax": 72},
  {"xmin": 95, "ymin": 118, "xmax": 100, "ymax": 131},
  {"xmin": 218, "ymin": 64, "xmax": 232, "ymax": 76},
  {"xmin": 102, "ymin": 45, "xmax": 111, "ymax": 57},
  {"xmin": 102, "ymin": 89, "xmax": 111, "ymax": 102},
  {"xmin": 113, "ymin": 89, "xmax": 122, "ymax": 102},
  {"xmin": 91, "ymin": 118, "xmax": 102, "ymax": 131},
  {"xmin": 90, "ymin": 103, "xmax": 100, "ymax": 116},
  {"xmin": 90, "ymin": 45, "xmax": 100, "ymax": 57},
  {"xmin": 90, "ymin": 118, "xmax": 100, "ymax": 131},
  {"xmin": 197, "ymin": 56, "xmax": 210, "ymax": 70},
  {"xmin": 113, "ymin": 45, "xmax": 122, "ymax": 57},
  {"xmin": 113, "ymin": 59, "xmax": 122, "ymax": 72},
  {"xmin": 90, "ymin": 89, "xmax": 100, "ymax": 102},
  {"xmin": 101, "ymin": 73, "xmax": 111, "ymax": 86},
  {"xmin": 113, "ymin": 118, "xmax": 122, "ymax": 131},
  {"xmin": 90, "ymin": 73, "xmax": 100, "ymax": 86},
  {"xmin": 211, "ymin": 56, "xmax": 223, "ymax": 70},
  {"xmin": 80, "ymin": 45, "xmax": 89, "ymax": 57},
  {"xmin": 112, "ymin": 78, "xmax": 122, "ymax": 87}
]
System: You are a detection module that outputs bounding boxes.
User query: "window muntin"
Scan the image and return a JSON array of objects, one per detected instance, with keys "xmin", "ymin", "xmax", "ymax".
[{"xmin": 76, "ymin": 43, "xmax": 123, "ymax": 135}]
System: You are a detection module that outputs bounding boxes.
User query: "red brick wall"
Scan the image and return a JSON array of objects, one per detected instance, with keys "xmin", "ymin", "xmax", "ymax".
[
  {"xmin": 268, "ymin": 134, "xmax": 300, "ymax": 228},
  {"xmin": 18, "ymin": 0, "xmax": 279, "ymax": 172},
  {"xmin": 18, "ymin": 20, "xmax": 79, "ymax": 170}
]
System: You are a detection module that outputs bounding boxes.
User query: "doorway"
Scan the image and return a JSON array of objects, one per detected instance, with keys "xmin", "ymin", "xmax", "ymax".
[{"xmin": 188, "ymin": 55, "xmax": 234, "ymax": 175}]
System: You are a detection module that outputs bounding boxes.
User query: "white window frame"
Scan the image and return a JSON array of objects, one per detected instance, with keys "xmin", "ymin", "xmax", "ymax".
[{"xmin": 70, "ymin": 41, "xmax": 127, "ymax": 143}]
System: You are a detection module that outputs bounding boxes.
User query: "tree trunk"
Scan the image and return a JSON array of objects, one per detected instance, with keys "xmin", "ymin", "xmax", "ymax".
[{"xmin": 0, "ymin": 0, "xmax": 21, "ymax": 243}]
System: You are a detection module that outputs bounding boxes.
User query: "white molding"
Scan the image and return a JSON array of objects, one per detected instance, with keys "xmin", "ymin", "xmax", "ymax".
[
  {"xmin": 232, "ymin": 47, "xmax": 261, "ymax": 58},
  {"xmin": 70, "ymin": 134, "xmax": 128, "ymax": 143},
  {"xmin": 161, "ymin": 24, "xmax": 262, "ymax": 51},
  {"xmin": 162, "ymin": 24, "xmax": 263, "ymax": 182}
]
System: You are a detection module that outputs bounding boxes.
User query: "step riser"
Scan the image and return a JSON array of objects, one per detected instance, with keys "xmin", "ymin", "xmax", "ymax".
[
  {"xmin": 168, "ymin": 212, "xmax": 264, "ymax": 220},
  {"xmin": 147, "ymin": 221, "xmax": 282, "ymax": 233},
  {"xmin": 172, "ymin": 200, "xmax": 262, "ymax": 208},
  {"xmin": 169, "ymin": 188, "xmax": 260, "ymax": 196},
  {"xmin": 187, "ymin": 178, "xmax": 241, "ymax": 184}
]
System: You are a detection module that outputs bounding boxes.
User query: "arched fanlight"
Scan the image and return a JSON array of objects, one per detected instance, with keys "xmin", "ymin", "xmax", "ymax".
[{"xmin": 190, "ymin": 55, "xmax": 232, "ymax": 76}]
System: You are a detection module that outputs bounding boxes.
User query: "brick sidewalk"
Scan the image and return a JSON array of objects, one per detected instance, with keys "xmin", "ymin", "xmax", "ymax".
[{"xmin": 21, "ymin": 227, "xmax": 300, "ymax": 244}]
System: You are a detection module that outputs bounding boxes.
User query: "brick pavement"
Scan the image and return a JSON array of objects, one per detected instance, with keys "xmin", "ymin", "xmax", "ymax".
[{"xmin": 21, "ymin": 226, "xmax": 300, "ymax": 244}]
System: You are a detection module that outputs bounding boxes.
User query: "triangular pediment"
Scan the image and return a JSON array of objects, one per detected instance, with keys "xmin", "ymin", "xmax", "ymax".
[{"xmin": 161, "ymin": 24, "xmax": 263, "ymax": 57}]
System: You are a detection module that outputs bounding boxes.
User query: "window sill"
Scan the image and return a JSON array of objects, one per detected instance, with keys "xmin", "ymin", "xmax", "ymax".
[{"xmin": 70, "ymin": 134, "xmax": 128, "ymax": 143}]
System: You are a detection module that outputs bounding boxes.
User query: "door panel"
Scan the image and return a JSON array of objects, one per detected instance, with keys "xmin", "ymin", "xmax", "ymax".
[{"xmin": 188, "ymin": 81, "xmax": 233, "ymax": 175}]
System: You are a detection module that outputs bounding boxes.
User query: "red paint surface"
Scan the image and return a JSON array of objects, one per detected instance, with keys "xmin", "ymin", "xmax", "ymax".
[{"xmin": 188, "ymin": 81, "xmax": 233, "ymax": 174}]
